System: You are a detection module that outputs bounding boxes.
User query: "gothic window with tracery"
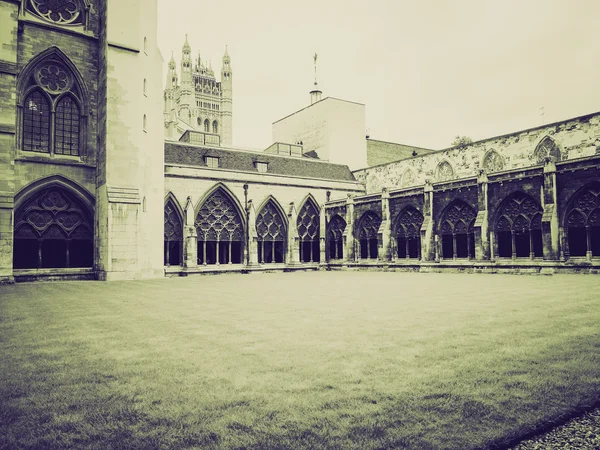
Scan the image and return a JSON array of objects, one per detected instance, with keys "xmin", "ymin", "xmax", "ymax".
[
  {"xmin": 212, "ymin": 120, "xmax": 218, "ymax": 134},
  {"xmin": 495, "ymin": 192, "xmax": 543, "ymax": 259},
  {"xmin": 13, "ymin": 187, "xmax": 93, "ymax": 269},
  {"xmin": 297, "ymin": 199, "xmax": 320, "ymax": 263},
  {"xmin": 439, "ymin": 201, "xmax": 476, "ymax": 259},
  {"xmin": 357, "ymin": 211, "xmax": 381, "ymax": 259},
  {"xmin": 327, "ymin": 214, "xmax": 346, "ymax": 260},
  {"xmin": 401, "ymin": 169, "xmax": 416, "ymax": 188},
  {"xmin": 395, "ymin": 206, "xmax": 423, "ymax": 259},
  {"xmin": 164, "ymin": 199, "xmax": 183, "ymax": 266},
  {"xmin": 26, "ymin": 0, "xmax": 85, "ymax": 26},
  {"xmin": 204, "ymin": 119, "xmax": 210, "ymax": 132},
  {"xmin": 482, "ymin": 150, "xmax": 504, "ymax": 173},
  {"xmin": 436, "ymin": 161, "xmax": 455, "ymax": 182},
  {"xmin": 20, "ymin": 55, "xmax": 84, "ymax": 156},
  {"xmin": 533, "ymin": 136, "xmax": 561, "ymax": 164},
  {"xmin": 256, "ymin": 199, "xmax": 286, "ymax": 263},
  {"xmin": 565, "ymin": 183, "xmax": 600, "ymax": 258},
  {"xmin": 195, "ymin": 188, "xmax": 244, "ymax": 265}
]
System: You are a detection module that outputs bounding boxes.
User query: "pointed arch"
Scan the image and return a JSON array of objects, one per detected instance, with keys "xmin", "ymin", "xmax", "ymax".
[
  {"xmin": 212, "ymin": 120, "xmax": 218, "ymax": 134},
  {"xmin": 164, "ymin": 193, "xmax": 184, "ymax": 266},
  {"xmin": 400, "ymin": 168, "xmax": 416, "ymax": 188},
  {"xmin": 436, "ymin": 160, "xmax": 454, "ymax": 182},
  {"xmin": 13, "ymin": 178, "xmax": 94, "ymax": 269},
  {"xmin": 296, "ymin": 194, "xmax": 320, "ymax": 263},
  {"xmin": 356, "ymin": 210, "xmax": 381, "ymax": 260},
  {"xmin": 195, "ymin": 184, "xmax": 245, "ymax": 265},
  {"xmin": 482, "ymin": 149, "xmax": 505, "ymax": 173},
  {"xmin": 25, "ymin": 0, "xmax": 90, "ymax": 26},
  {"xmin": 194, "ymin": 182, "xmax": 245, "ymax": 225},
  {"xmin": 327, "ymin": 214, "xmax": 346, "ymax": 260},
  {"xmin": 563, "ymin": 181, "xmax": 600, "ymax": 258},
  {"xmin": 533, "ymin": 136, "xmax": 561, "ymax": 164},
  {"xmin": 256, "ymin": 196, "xmax": 288, "ymax": 263},
  {"xmin": 438, "ymin": 200, "xmax": 476, "ymax": 259},
  {"xmin": 394, "ymin": 206, "xmax": 423, "ymax": 259},
  {"xmin": 493, "ymin": 191, "xmax": 543, "ymax": 259}
]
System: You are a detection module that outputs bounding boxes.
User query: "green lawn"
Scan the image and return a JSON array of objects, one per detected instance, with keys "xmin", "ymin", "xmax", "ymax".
[{"xmin": 1, "ymin": 272, "xmax": 599, "ymax": 449}]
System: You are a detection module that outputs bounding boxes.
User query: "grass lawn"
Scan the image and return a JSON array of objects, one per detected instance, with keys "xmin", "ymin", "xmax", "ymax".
[{"xmin": 1, "ymin": 272, "xmax": 600, "ymax": 449}]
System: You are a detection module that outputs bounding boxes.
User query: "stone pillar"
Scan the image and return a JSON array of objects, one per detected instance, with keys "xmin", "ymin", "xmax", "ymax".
[
  {"xmin": 420, "ymin": 180, "xmax": 435, "ymax": 261},
  {"xmin": 344, "ymin": 194, "xmax": 356, "ymax": 262},
  {"xmin": 541, "ymin": 157, "xmax": 560, "ymax": 260},
  {"xmin": 474, "ymin": 170, "xmax": 490, "ymax": 260},
  {"xmin": 183, "ymin": 196, "xmax": 197, "ymax": 268},
  {"xmin": 287, "ymin": 202, "xmax": 300, "ymax": 265},
  {"xmin": 319, "ymin": 207, "xmax": 326, "ymax": 265},
  {"xmin": 0, "ymin": 196, "xmax": 14, "ymax": 283},
  {"xmin": 247, "ymin": 200, "xmax": 259, "ymax": 265},
  {"xmin": 378, "ymin": 187, "xmax": 392, "ymax": 261}
]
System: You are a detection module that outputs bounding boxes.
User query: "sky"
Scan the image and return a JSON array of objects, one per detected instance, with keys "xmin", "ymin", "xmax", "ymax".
[{"xmin": 157, "ymin": 0, "xmax": 600, "ymax": 151}]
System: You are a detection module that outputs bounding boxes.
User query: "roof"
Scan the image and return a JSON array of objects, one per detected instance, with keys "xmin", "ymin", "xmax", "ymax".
[{"xmin": 164, "ymin": 142, "xmax": 357, "ymax": 182}]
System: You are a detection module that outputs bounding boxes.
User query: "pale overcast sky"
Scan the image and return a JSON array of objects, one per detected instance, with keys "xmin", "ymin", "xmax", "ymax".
[{"xmin": 157, "ymin": 0, "xmax": 600, "ymax": 151}]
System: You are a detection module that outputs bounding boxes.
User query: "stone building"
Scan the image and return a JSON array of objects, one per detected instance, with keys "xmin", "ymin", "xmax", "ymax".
[
  {"xmin": 0, "ymin": 0, "xmax": 598, "ymax": 283},
  {"xmin": 163, "ymin": 36, "xmax": 232, "ymax": 145}
]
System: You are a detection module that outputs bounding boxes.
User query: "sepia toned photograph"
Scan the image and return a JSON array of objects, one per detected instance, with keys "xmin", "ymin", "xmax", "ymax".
[{"xmin": 1, "ymin": 0, "xmax": 599, "ymax": 448}]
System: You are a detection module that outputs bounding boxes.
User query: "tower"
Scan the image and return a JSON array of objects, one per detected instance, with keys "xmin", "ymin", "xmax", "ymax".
[
  {"xmin": 221, "ymin": 46, "xmax": 233, "ymax": 146},
  {"xmin": 164, "ymin": 53, "xmax": 178, "ymax": 139},
  {"xmin": 179, "ymin": 35, "xmax": 193, "ymax": 124}
]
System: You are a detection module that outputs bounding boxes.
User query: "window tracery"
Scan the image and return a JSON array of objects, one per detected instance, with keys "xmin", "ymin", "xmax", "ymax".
[
  {"xmin": 297, "ymin": 199, "xmax": 320, "ymax": 263},
  {"xmin": 195, "ymin": 189, "xmax": 244, "ymax": 265},
  {"xmin": 495, "ymin": 192, "xmax": 543, "ymax": 258},
  {"xmin": 534, "ymin": 136, "xmax": 561, "ymax": 164},
  {"xmin": 357, "ymin": 211, "xmax": 381, "ymax": 259},
  {"xmin": 483, "ymin": 150, "xmax": 504, "ymax": 173},
  {"xmin": 400, "ymin": 169, "xmax": 416, "ymax": 188},
  {"xmin": 395, "ymin": 207, "xmax": 423, "ymax": 259},
  {"xmin": 256, "ymin": 200, "xmax": 286, "ymax": 263},
  {"xmin": 327, "ymin": 214, "xmax": 346, "ymax": 260},
  {"xmin": 440, "ymin": 201, "xmax": 476, "ymax": 259},
  {"xmin": 26, "ymin": 0, "xmax": 84, "ymax": 25},
  {"xmin": 436, "ymin": 161, "xmax": 454, "ymax": 182},
  {"xmin": 164, "ymin": 199, "xmax": 183, "ymax": 266},
  {"xmin": 565, "ymin": 183, "xmax": 600, "ymax": 258}
]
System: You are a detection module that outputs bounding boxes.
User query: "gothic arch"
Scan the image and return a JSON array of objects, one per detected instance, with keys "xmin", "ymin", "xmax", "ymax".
[
  {"xmin": 563, "ymin": 182, "xmax": 600, "ymax": 258},
  {"xmin": 13, "ymin": 179, "xmax": 94, "ymax": 269},
  {"xmin": 356, "ymin": 210, "xmax": 381, "ymax": 259},
  {"xmin": 195, "ymin": 184, "xmax": 245, "ymax": 265},
  {"xmin": 482, "ymin": 149, "xmax": 505, "ymax": 173},
  {"xmin": 327, "ymin": 214, "xmax": 346, "ymax": 260},
  {"xmin": 194, "ymin": 183, "xmax": 245, "ymax": 226},
  {"xmin": 435, "ymin": 160, "xmax": 455, "ymax": 182},
  {"xmin": 14, "ymin": 174, "xmax": 94, "ymax": 214},
  {"xmin": 493, "ymin": 191, "xmax": 543, "ymax": 258},
  {"xmin": 438, "ymin": 200, "xmax": 476, "ymax": 259},
  {"xmin": 400, "ymin": 168, "xmax": 416, "ymax": 188},
  {"xmin": 393, "ymin": 206, "xmax": 423, "ymax": 259},
  {"xmin": 164, "ymin": 192, "xmax": 184, "ymax": 266},
  {"xmin": 533, "ymin": 136, "xmax": 561, "ymax": 164},
  {"xmin": 296, "ymin": 194, "xmax": 320, "ymax": 263},
  {"xmin": 256, "ymin": 196, "xmax": 288, "ymax": 263},
  {"xmin": 24, "ymin": 0, "xmax": 91, "ymax": 27}
]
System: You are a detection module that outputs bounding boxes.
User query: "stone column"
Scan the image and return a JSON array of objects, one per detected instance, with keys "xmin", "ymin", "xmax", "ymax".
[
  {"xmin": 0, "ymin": 196, "xmax": 14, "ymax": 283},
  {"xmin": 379, "ymin": 187, "xmax": 392, "ymax": 261},
  {"xmin": 474, "ymin": 169, "xmax": 490, "ymax": 260},
  {"xmin": 247, "ymin": 200, "xmax": 259, "ymax": 265},
  {"xmin": 420, "ymin": 180, "xmax": 435, "ymax": 261},
  {"xmin": 183, "ymin": 196, "xmax": 197, "ymax": 268},
  {"xmin": 287, "ymin": 202, "xmax": 300, "ymax": 265},
  {"xmin": 344, "ymin": 194, "xmax": 356, "ymax": 262},
  {"xmin": 319, "ymin": 206, "xmax": 326, "ymax": 265},
  {"xmin": 541, "ymin": 157, "xmax": 560, "ymax": 260}
]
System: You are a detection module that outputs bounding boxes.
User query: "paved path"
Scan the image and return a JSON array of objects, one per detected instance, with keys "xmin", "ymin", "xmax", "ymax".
[{"xmin": 511, "ymin": 408, "xmax": 600, "ymax": 449}]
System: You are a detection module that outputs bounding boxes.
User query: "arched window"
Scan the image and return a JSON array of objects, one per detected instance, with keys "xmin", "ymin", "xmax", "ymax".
[
  {"xmin": 327, "ymin": 215, "xmax": 346, "ymax": 260},
  {"xmin": 26, "ymin": 0, "xmax": 86, "ymax": 26},
  {"xmin": 357, "ymin": 211, "xmax": 381, "ymax": 260},
  {"xmin": 395, "ymin": 206, "xmax": 423, "ymax": 259},
  {"xmin": 212, "ymin": 120, "xmax": 218, "ymax": 134},
  {"xmin": 164, "ymin": 198, "xmax": 183, "ymax": 266},
  {"xmin": 482, "ymin": 150, "xmax": 504, "ymax": 173},
  {"xmin": 436, "ymin": 161, "xmax": 454, "ymax": 182},
  {"xmin": 13, "ymin": 186, "xmax": 93, "ymax": 269},
  {"xmin": 400, "ymin": 169, "xmax": 416, "ymax": 188},
  {"xmin": 256, "ymin": 199, "xmax": 286, "ymax": 263},
  {"xmin": 494, "ymin": 192, "xmax": 543, "ymax": 259},
  {"xmin": 565, "ymin": 183, "xmax": 600, "ymax": 259},
  {"xmin": 20, "ymin": 55, "xmax": 85, "ymax": 156},
  {"xmin": 204, "ymin": 119, "xmax": 209, "ymax": 132},
  {"xmin": 195, "ymin": 188, "xmax": 244, "ymax": 265},
  {"xmin": 439, "ymin": 201, "xmax": 476, "ymax": 259},
  {"xmin": 534, "ymin": 136, "xmax": 561, "ymax": 164},
  {"xmin": 297, "ymin": 198, "xmax": 320, "ymax": 263}
]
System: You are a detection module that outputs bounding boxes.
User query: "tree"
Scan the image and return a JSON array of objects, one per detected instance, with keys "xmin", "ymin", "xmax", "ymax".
[{"xmin": 451, "ymin": 136, "xmax": 473, "ymax": 148}]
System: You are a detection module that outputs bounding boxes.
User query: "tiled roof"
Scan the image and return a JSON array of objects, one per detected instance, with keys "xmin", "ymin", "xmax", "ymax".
[{"xmin": 164, "ymin": 142, "xmax": 357, "ymax": 182}]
